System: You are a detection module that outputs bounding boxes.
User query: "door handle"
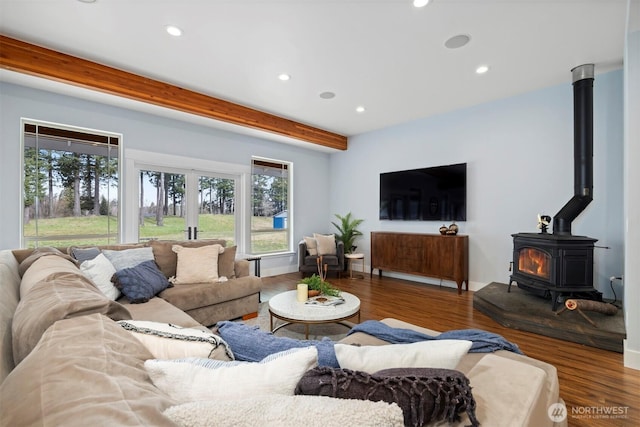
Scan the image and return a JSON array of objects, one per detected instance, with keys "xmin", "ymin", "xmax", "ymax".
[
  {"xmin": 194, "ymin": 227, "xmax": 198, "ymax": 240},
  {"xmin": 185, "ymin": 226, "xmax": 192, "ymax": 240}
]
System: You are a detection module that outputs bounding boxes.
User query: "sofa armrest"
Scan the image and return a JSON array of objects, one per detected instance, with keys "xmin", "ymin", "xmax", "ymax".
[
  {"xmin": 234, "ymin": 259, "xmax": 251, "ymax": 277},
  {"xmin": 336, "ymin": 241, "xmax": 345, "ymax": 269},
  {"xmin": 298, "ymin": 241, "xmax": 309, "ymax": 266}
]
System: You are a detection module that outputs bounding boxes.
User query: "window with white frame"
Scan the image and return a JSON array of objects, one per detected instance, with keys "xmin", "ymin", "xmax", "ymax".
[
  {"xmin": 22, "ymin": 120, "xmax": 121, "ymax": 248},
  {"xmin": 250, "ymin": 157, "xmax": 291, "ymax": 254}
]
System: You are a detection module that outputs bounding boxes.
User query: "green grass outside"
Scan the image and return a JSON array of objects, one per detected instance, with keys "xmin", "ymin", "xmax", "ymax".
[{"xmin": 24, "ymin": 214, "xmax": 288, "ymax": 253}]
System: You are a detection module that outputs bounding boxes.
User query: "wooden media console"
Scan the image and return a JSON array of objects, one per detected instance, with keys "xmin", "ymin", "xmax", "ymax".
[{"xmin": 370, "ymin": 231, "xmax": 469, "ymax": 294}]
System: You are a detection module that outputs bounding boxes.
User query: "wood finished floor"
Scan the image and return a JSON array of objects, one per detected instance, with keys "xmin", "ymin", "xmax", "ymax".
[{"xmin": 261, "ymin": 272, "xmax": 640, "ymax": 427}]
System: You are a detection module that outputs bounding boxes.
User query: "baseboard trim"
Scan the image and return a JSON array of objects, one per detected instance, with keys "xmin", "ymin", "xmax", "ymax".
[{"xmin": 624, "ymin": 340, "xmax": 640, "ymax": 370}]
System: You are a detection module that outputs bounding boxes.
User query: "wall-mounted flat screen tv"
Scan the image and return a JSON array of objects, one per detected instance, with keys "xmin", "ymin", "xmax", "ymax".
[{"xmin": 379, "ymin": 163, "xmax": 466, "ymax": 221}]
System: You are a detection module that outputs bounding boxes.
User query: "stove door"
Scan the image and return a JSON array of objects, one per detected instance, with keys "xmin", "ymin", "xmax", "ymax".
[{"xmin": 518, "ymin": 247, "xmax": 551, "ymax": 280}]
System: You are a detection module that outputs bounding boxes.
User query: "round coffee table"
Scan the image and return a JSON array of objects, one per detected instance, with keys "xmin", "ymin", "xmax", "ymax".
[{"xmin": 268, "ymin": 290, "xmax": 361, "ymax": 339}]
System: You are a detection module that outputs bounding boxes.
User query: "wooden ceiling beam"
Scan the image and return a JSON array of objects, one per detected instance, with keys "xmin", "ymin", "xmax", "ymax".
[{"xmin": 0, "ymin": 35, "xmax": 348, "ymax": 150}]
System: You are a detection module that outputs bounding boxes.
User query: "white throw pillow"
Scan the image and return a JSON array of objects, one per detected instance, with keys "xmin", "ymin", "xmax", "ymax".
[
  {"xmin": 117, "ymin": 320, "xmax": 233, "ymax": 361},
  {"xmin": 145, "ymin": 346, "xmax": 318, "ymax": 401},
  {"xmin": 170, "ymin": 244, "xmax": 224, "ymax": 284},
  {"xmin": 80, "ymin": 253, "xmax": 119, "ymax": 300},
  {"xmin": 303, "ymin": 236, "xmax": 318, "ymax": 255},
  {"xmin": 164, "ymin": 395, "xmax": 404, "ymax": 427},
  {"xmin": 313, "ymin": 233, "xmax": 336, "ymax": 255},
  {"xmin": 334, "ymin": 340, "xmax": 472, "ymax": 373}
]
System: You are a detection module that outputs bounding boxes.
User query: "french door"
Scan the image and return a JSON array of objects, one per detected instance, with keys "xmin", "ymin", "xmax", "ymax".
[{"xmin": 138, "ymin": 167, "xmax": 238, "ymax": 244}]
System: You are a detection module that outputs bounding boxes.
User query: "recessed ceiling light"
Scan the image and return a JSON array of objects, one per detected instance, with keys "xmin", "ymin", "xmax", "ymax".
[
  {"xmin": 476, "ymin": 65, "xmax": 490, "ymax": 74},
  {"xmin": 278, "ymin": 73, "xmax": 291, "ymax": 81},
  {"xmin": 77, "ymin": 0, "xmax": 97, "ymax": 3},
  {"xmin": 356, "ymin": 106, "xmax": 366, "ymax": 113},
  {"xmin": 319, "ymin": 91, "xmax": 336, "ymax": 99},
  {"xmin": 166, "ymin": 25, "xmax": 183, "ymax": 37},
  {"xmin": 413, "ymin": 0, "xmax": 430, "ymax": 7},
  {"xmin": 445, "ymin": 34, "xmax": 471, "ymax": 49}
]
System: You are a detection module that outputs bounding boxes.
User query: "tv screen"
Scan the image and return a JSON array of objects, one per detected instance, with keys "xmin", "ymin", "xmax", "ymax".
[{"xmin": 379, "ymin": 163, "xmax": 466, "ymax": 221}]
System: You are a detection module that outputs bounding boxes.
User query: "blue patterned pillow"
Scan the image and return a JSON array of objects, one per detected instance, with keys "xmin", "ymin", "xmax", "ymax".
[{"xmin": 112, "ymin": 260, "xmax": 170, "ymax": 303}]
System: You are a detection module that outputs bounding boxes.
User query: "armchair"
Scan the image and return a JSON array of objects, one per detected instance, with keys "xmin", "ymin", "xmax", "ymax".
[{"xmin": 298, "ymin": 238, "xmax": 344, "ymax": 278}]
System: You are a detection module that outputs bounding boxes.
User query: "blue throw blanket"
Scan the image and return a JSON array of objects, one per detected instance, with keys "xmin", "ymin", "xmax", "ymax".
[
  {"xmin": 348, "ymin": 320, "xmax": 524, "ymax": 355},
  {"xmin": 216, "ymin": 321, "xmax": 339, "ymax": 367}
]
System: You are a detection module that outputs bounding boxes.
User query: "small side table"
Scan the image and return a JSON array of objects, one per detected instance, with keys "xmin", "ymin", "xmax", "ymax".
[
  {"xmin": 344, "ymin": 253, "xmax": 365, "ymax": 279},
  {"xmin": 245, "ymin": 256, "xmax": 262, "ymax": 277}
]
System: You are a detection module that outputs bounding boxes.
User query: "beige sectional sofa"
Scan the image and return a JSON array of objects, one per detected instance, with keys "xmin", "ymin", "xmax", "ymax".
[{"xmin": 0, "ymin": 245, "xmax": 566, "ymax": 426}]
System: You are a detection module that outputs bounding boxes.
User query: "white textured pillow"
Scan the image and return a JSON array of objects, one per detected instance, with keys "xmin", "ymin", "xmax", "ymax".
[
  {"xmin": 313, "ymin": 233, "xmax": 336, "ymax": 255},
  {"xmin": 334, "ymin": 340, "xmax": 472, "ymax": 373},
  {"xmin": 117, "ymin": 320, "xmax": 233, "ymax": 361},
  {"xmin": 171, "ymin": 244, "xmax": 224, "ymax": 284},
  {"xmin": 80, "ymin": 253, "xmax": 119, "ymax": 300},
  {"xmin": 303, "ymin": 236, "xmax": 318, "ymax": 255},
  {"xmin": 164, "ymin": 395, "xmax": 404, "ymax": 427},
  {"xmin": 102, "ymin": 247, "xmax": 154, "ymax": 271},
  {"xmin": 145, "ymin": 346, "xmax": 318, "ymax": 401}
]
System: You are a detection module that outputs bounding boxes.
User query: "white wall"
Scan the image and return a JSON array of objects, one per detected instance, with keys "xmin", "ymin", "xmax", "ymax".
[
  {"xmin": 330, "ymin": 70, "xmax": 624, "ymax": 300},
  {"xmin": 0, "ymin": 81, "xmax": 333, "ymax": 275},
  {"xmin": 623, "ymin": 0, "xmax": 640, "ymax": 370}
]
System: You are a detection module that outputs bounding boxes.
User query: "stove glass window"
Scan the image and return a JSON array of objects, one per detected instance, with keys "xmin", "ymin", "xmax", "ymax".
[{"xmin": 518, "ymin": 247, "xmax": 550, "ymax": 279}]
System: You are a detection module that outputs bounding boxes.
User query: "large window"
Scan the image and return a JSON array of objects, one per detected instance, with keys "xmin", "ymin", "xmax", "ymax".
[
  {"xmin": 22, "ymin": 120, "xmax": 121, "ymax": 248},
  {"xmin": 251, "ymin": 158, "xmax": 291, "ymax": 254}
]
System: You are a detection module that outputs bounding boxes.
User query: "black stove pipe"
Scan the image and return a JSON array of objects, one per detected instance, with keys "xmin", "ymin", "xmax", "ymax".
[{"xmin": 553, "ymin": 64, "xmax": 594, "ymax": 235}]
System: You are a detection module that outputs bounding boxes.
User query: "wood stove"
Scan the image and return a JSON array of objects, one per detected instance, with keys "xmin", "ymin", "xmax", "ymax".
[
  {"xmin": 509, "ymin": 64, "xmax": 602, "ymax": 310},
  {"xmin": 509, "ymin": 232, "xmax": 599, "ymax": 310}
]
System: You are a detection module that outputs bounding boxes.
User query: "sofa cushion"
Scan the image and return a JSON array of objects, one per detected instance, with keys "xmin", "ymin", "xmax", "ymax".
[
  {"xmin": 218, "ymin": 245, "xmax": 237, "ymax": 279},
  {"xmin": 171, "ymin": 244, "xmax": 224, "ymax": 284},
  {"xmin": 0, "ymin": 314, "xmax": 177, "ymax": 426},
  {"xmin": 145, "ymin": 346, "xmax": 318, "ymax": 401},
  {"xmin": 117, "ymin": 320, "xmax": 233, "ymax": 361},
  {"xmin": 12, "ymin": 271, "xmax": 132, "ymax": 365},
  {"xmin": 112, "ymin": 260, "xmax": 171, "ymax": 303},
  {"xmin": 163, "ymin": 395, "xmax": 404, "ymax": 427},
  {"xmin": 295, "ymin": 366, "xmax": 479, "ymax": 427},
  {"xmin": 19, "ymin": 250, "xmax": 80, "ymax": 298},
  {"xmin": 313, "ymin": 233, "xmax": 337, "ymax": 255},
  {"xmin": 159, "ymin": 276, "xmax": 262, "ymax": 312},
  {"xmin": 17, "ymin": 246, "xmax": 77, "ymax": 278},
  {"xmin": 0, "ymin": 262, "xmax": 20, "ymax": 383},
  {"xmin": 79, "ymin": 253, "xmax": 119, "ymax": 300},
  {"xmin": 103, "ymin": 246, "xmax": 155, "ymax": 271},
  {"xmin": 334, "ymin": 339, "xmax": 472, "ymax": 372},
  {"xmin": 148, "ymin": 239, "xmax": 226, "ymax": 278}
]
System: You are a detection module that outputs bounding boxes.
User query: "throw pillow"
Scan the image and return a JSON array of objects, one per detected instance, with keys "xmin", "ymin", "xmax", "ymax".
[
  {"xmin": 216, "ymin": 320, "xmax": 339, "ymax": 367},
  {"xmin": 68, "ymin": 246, "xmax": 101, "ymax": 263},
  {"xmin": 112, "ymin": 260, "xmax": 170, "ymax": 303},
  {"xmin": 217, "ymin": 245, "xmax": 237, "ymax": 279},
  {"xmin": 117, "ymin": 320, "xmax": 233, "ymax": 360},
  {"xmin": 144, "ymin": 346, "xmax": 318, "ymax": 401},
  {"xmin": 12, "ymin": 272, "xmax": 131, "ymax": 364},
  {"xmin": 148, "ymin": 239, "xmax": 227, "ymax": 278},
  {"xmin": 334, "ymin": 339, "xmax": 472, "ymax": 372},
  {"xmin": 295, "ymin": 366, "xmax": 479, "ymax": 427},
  {"xmin": 171, "ymin": 244, "xmax": 224, "ymax": 284},
  {"xmin": 80, "ymin": 253, "xmax": 119, "ymax": 300},
  {"xmin": 163, "ymin": 395, "xmax": 404, "ymax": 427},
  {"xmin": 303, "ymin": 236, "xmax": 318, "ymax": 256},
  {"xmin": 313, "ymin": 233, "xmax": 336, "ymax": 255},
  {"xmin": 102, "ymin": 247, "xmax": 155, "ymax": 271}
]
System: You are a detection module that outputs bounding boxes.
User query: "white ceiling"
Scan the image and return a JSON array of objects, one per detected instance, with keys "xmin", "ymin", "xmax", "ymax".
[{"xmin": 0, "ymin": 0, "xmax": 628, "ymax": 143}]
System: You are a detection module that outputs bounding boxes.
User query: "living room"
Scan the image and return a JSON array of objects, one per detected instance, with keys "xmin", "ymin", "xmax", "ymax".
[{"xmin": 0, "ymin": 0, "xmax": 638, "ymax": 378}]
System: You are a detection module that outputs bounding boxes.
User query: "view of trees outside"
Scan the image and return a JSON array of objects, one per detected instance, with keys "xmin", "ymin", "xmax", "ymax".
[
  {"xmin": 138, "ymin": 171, "xmax": 237, "ymax": 243},
  {"xmin": 22, "ymin": 124, "xmax": 120, "ymax": 248},
  {"xmin": 251, "ymin": 159, "xmax": 289, "ymax": 254}
]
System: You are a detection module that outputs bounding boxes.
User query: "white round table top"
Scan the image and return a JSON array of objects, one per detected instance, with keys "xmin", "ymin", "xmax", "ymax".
[
  {"xmin": 268, "ymin": 290, "xmax": 360, "ymax": 322},
  {"xmin": 344, "ymin": 253, "xmax": 364, "ymax": 259}
]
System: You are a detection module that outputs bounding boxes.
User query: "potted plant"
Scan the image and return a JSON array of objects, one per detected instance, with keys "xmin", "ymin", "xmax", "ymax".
[
  {"xmin": 300, "ymin": 274, "xmax": 341, "ymax": 297},
  {"xmin": 332, "ymin": 212, "xmax": 364, "ymax": 254}
]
